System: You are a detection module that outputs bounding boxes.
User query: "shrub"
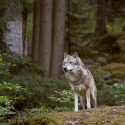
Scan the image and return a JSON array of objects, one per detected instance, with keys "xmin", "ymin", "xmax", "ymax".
[
  {"xmin": 0, "ymin": 54, "xmax": 30, "ymax": 118},
  {"xmin": 110, "ymin": 83, "xmax": 125, "ymax": 105},
  {"xmin": 49, "ymin": 89, "xmax": 74, "ymax": 111},
  {"xmin": 1, "ymin": 53, "xmax": 69, "ymax": 109},
  {"xmin": 26, "ymin": 89, "xmax": 74, "ymax": 115},
  {"xmin": 28, "ymin": 106, "xmax": 53, "ymax": 115},
  {"xmin": 0, "ymin": 54, "xmax": 10, "ymax": 75},
  {"xmin": 2, "ymin": 53, "xmax": 46, "ymax": 76},
  {"xmin": 0, "ymin": 82, "xmax": 29, "ymax": 118},
  {"xmin": 0, "ymin": 95, "xmax": 15, "ymax": 117},
  {"xmin": 98, "ymin": 83, "xmax": 125, "ymax": 106},
  {"xmin": 10, "ymin": 74, "xmax": 68, "ymax": 108}
]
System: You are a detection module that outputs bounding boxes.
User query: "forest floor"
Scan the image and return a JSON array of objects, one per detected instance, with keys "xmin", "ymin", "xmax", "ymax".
[{"xmin": 10, "ymin": 105, "xmax": 125, "ymax": 125}]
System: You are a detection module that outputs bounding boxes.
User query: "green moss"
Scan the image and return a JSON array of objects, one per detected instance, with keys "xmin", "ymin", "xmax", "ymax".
[{"xmin": 10, "ymin": 106, "xmax": 125, "ymax": 125}]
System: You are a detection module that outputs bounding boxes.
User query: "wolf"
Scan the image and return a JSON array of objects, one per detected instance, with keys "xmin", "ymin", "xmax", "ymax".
[{"xmin": 62, "ymin": 52, "xmax": 97, "ymax": 112}]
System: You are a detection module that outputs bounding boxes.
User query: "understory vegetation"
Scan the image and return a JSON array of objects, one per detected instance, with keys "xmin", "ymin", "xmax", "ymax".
[{"xmin": 0, "ymin": 52, "xmax": 125, "ymax": 123}]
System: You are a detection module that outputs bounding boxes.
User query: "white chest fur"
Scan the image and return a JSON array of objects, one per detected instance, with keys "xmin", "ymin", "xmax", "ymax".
[
  {"xmin": 65, "ymin": 70, "xmax": 87, "ymax": 96},
  {"xmin": 69, "ymin": 83, "xmax": 86, "ymax": 96}
]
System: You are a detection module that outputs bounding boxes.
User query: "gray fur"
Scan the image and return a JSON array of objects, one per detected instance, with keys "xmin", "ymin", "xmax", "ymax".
[{"xmin": 62, "ymin": 53, "xmax": 97, "ymax": 111}]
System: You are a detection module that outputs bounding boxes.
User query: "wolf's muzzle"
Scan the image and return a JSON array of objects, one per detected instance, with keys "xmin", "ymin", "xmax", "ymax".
[
  {"xmin": 63, "ymin": 68, "xmax": 73, "ymax": 72},
  {"xmin": 63, "ymin": 68, "xmax": 68, "ymax": 72}
]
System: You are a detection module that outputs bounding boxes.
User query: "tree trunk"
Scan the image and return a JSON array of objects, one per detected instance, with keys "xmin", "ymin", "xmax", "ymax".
[
  {"xmin": 38, "ymin": 0, "xmax": 53, "ymax": 73},
  {"xmin": 95, "ymin": 0, "xmax": 107, "ymax": 35},
  {"xmin": 0, "ymin": 4, "xmax": 4, "ymax": 40},
  {"xmin": 22, "ymin": 3, "xmax": 27, "ymax": 56},
  {"xmin": 106, "ymin": 0, "xmax": 113, "ymax": 20},
  {"xmin": 50, "ymin": 0, "xmax": 66, "ymax": 78},
  {"xmin": 32, "ymin": 0, "xmax": 41, "ymax": 63}
]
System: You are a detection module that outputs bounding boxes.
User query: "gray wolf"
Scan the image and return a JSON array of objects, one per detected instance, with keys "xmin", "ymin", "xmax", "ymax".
[{"xmin": 62, "ymin": 52, "xmax": 97, "ymax": 111}]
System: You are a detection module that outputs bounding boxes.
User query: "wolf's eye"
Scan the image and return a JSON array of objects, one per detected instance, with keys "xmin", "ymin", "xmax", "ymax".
[{"xmin": 69, "ymin": 62, "xmax": 73, "ymax": 64}]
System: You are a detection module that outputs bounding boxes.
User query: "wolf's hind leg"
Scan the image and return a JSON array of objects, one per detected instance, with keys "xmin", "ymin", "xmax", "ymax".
[
  {"xmin": 91, "ymin": 89, "xmax": 97, "ymax": 108},
  {"xmin": 80, "ymin": 96, "xmax": 85, "ymax": 109}
]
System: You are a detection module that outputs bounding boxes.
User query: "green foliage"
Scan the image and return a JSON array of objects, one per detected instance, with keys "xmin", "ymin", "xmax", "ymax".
[
  {"xmin": 23, "ymin": 0, "xmax": 33, "ymax": 13},
  {"xmin": 69, "ymin": 0, "xmax": 96, "ymax": 42},
  {"xmin": 68, "ymin": 0, "xmax": 125, "ymax": 44},
  {"xmin": 26, "ymin": 89, "xmax": 73, "ymax": 115},
  {"xmin": 111, "ymin": 83, "xmax": 125, "ymax": 105},
  {"xmin": 28, "ymin": 106, "xmax": 53, "ymax": 115},
  {"xmin": 2, "ymin": 53, "xmax": 46, "ymax": 76},
  {"xmin": 98, "ymin": 83, "xmax": 125, "ymax": 106},
  {"xmin": 48, "ymin": 89, "xmax": 74, "ymax": 112},
  {"xmin": 49, "ymin": 90, "xmax": 73, "ymax": 109},
  {"xmin": 0, "ymin": 82, "xmax": 30, "ymax": 118},
  {"xmin": 0, "ymin": 95, "xmax": 14, "ymax": 117},
  {"xmin": 0, "ymin": 82, "xmax": 22, "ymax": 90},
  {"xmin": 27, "ymin": 14, "xmax": 33, "ymax": 39},
  {"xmin": 0, "ymin": 54, "xmax": 30, "ymax": 119},
  {"xmin": 0, "ymin": 54, "xmax": 68, "ymax": 110},
  {"xmin": 10, "ymin": 74, "xmax": 68, "ymax": 108},
  {"xmin": 90, "ymin": 66, "xmax": 125, "ymax": 106},
  {"xmin": 0, "ymin": 55, "xmax": 10, "ymax": 75}
]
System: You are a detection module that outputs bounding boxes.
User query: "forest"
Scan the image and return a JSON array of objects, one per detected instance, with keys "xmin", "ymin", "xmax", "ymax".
[{"xmin": 0, "ymin": 0, "xmax": 125, "ymax": 125}]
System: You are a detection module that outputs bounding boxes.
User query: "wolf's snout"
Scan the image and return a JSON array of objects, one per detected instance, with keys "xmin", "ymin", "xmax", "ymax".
[{"xmin": 63, "ymin": 68, "xmax": 68, "ymax": 72}]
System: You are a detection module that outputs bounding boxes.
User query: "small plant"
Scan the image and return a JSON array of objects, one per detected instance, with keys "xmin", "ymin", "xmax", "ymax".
[
  {"xmin": 0, "ymin": 54, "xmax": 10, "ymax": 75},
  {"xmin": 28, "ymin": 106, "xmax": 53, "ymax": 115},
  {"xmin": 0, "ymin": 96, "xmax": 15, "ymax": 117},
  {"xmin": 0, "ymin": 82, "xmax": 30, "ymax": 118},
  {"xmin": 111, "ymin": 83, "xmax": 125, "ymax": 105},
  {"xmin": 49, "ymin": 89, "xmax": 74, "ymax": 111}
]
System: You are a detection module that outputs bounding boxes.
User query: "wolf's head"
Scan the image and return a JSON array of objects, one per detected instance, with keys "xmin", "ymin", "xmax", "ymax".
[{"xmin": 62, "ymin": 52, "xmax": 81, "ymax": 73}]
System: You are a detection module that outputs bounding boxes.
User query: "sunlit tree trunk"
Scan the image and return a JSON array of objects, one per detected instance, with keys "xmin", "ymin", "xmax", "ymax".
[{"xmin": 50, "ymin": 0, "xmax": 66, "ymax": 78}]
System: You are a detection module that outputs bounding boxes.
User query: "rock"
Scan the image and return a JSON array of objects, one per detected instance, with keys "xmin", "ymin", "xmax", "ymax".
[{"xmin": 105, "ymin": 63, "xmax": 125, "ymax": 79}]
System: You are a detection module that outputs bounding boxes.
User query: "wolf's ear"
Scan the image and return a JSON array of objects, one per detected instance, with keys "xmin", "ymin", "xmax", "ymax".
[
  {"xmin": 64, "ymin": 52, "xmax": 68, "ymax": 58},
  {"xmin": 72, "ymin": 52, "xmax": 78, "ymax": 58}
]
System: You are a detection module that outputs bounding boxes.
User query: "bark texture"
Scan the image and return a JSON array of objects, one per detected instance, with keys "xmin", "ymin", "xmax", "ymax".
[
  {"xmin": 38, "ymin": 0, "xmax": 53, "ymax": 73},
  {"xmin": 50, "ymin": 0, "xmax": 66, "ymax": 78},
  {"xmin": 32, "ymin": 0, "xmax": 66, "ymax": 78},
  {"xmin": 32, "ymin": 0, "xmax": 41, "ymax": 63},
  {"xmin": 22, "ymin": 3, "xmax": 27, "ymax": 55}
]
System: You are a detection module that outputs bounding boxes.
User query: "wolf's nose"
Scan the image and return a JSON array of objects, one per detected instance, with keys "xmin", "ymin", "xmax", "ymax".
[{"xmin": 63, "ymin": 68, "xmax": 67, "ymax": 72}]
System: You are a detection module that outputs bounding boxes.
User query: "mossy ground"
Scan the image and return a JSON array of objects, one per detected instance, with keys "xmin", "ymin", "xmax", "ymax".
[{"xmin": 10, "ymin": 106, "xmax": 125, "ymax": 125}]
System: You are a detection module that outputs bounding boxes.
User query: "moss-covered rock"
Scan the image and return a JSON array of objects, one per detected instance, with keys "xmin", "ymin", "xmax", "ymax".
[{"xmin": 10, "ymin": 106, "xmax": 125, "ymax": 125}]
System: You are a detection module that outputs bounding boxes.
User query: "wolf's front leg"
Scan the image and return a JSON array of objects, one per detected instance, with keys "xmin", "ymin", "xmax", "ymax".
[
  {"xmin": 74, "ymin": 92, "xmax": 78, "ymax": 112},
  {"xmin": 86, "ymin": 88, "xmax": 91, "ymax": 109}
]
